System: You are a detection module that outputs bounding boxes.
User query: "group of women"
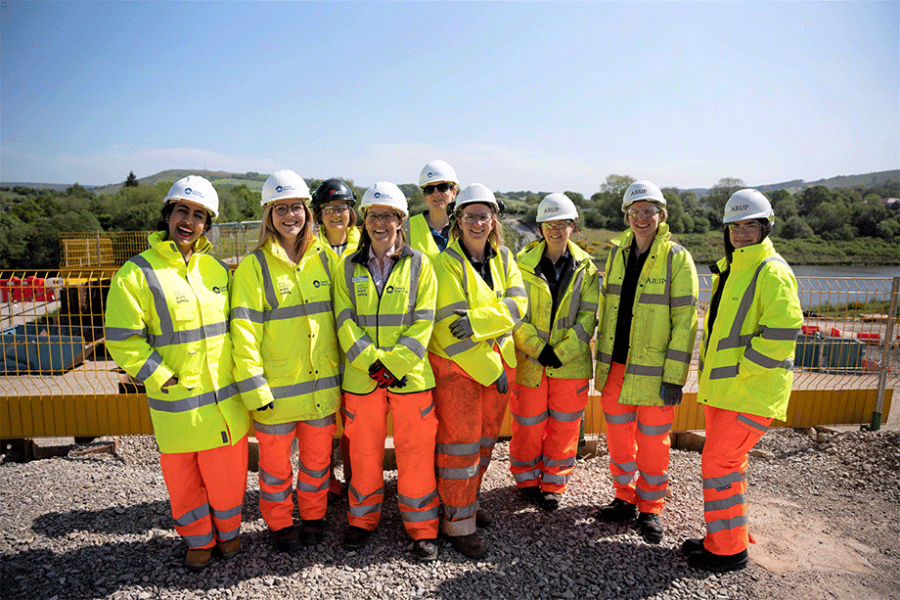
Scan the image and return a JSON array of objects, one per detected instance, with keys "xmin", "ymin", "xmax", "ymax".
[{"xmin": 105, "ymin": 162, "xmax": 803, "ymax": 574}]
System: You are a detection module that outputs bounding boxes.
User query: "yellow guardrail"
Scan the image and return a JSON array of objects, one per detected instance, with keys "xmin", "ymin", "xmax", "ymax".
[{"xmin": 1, "ymin": 265, "xmax": 897, "ymax": 439}]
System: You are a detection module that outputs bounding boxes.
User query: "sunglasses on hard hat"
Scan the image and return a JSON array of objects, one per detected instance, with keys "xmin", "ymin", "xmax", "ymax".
[{"xmin": 423, "ymin": 183, "xmax": 453, "ymax": 195}]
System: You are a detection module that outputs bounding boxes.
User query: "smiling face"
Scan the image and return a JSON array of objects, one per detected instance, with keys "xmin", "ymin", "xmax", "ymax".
[
  {"xmin": 459, "ymin": 204, "xmax": 495, "ymax": 249},
  {"xmin": 728, "ymin": 219, "xmax": 763, "ymax": 249},
  {"xmin": 271, "ymin": 198, "xmax": 307, "ymax": 243},
  {"xmin": 320, "ymin": 201, "xmax": 352, "ymax": 238},
  {"xmin": 168, "ymin": 200, "xmax": 209, "ymax": 255},
  {"xmin": 364, "ymin": 204, "xmax": 401, "ymax": 251},
  {"xmin": 626, "ymin": 201, "xmax": 661, "ymax": 249},
  {"xmin": 541, "ymin": 219, "xmax": 574, "ymax": 253}
]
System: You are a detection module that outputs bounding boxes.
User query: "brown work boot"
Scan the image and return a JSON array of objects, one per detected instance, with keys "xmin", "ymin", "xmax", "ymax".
[
  {"xmin": 475, "ymin": 509, "xmax": 493, "ymax": 528},
  {"xmin": 216, "ymin": 537, "xmax": 241, "ymax": 559},
  {"xmin": 184, "ymin": 547, "xmax": 212, "ymax": 571},
  {"xmin": 449, "ymin": 532, "xmax": 488, "ymax": 559}
]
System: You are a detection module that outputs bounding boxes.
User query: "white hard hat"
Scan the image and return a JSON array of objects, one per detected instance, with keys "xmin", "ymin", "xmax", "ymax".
[
  {"xmin": 454, "ymin": 183, "xmax": 500, "ymax": 214},
  {"xmin": 360, "ymin": 182, "xmax": 408, "ymax": 219},
  {"xmin": 537, "ymin": 193, "xmax": 578, "ymax": 222},
  {"xmin": 622, "ymin": 180, "xmax": 666, "ymax": 211},
  {"xmin": 261, "ymin": 170, "xmax": 311, "ymax": 207},
  {"xmin": 164, "ymin": 175, "xmax": 219, "ymax": 219},
  {"xmin": 419, "ymin": 160, "xmax": 459, "ymax": 188},
  {"xmin": 723, "ymin": 189, "xmax": 774, "ymax": 223}
]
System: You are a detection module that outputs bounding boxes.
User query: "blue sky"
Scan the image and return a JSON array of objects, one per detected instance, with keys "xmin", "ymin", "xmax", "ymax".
[{"xmin": 1, "ymin": 1, "xmax": 898, "ymax": 196}]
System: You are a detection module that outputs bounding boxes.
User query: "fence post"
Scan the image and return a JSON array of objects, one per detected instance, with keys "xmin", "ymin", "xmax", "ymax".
[
  {"xmin": 95, "ymin": 232, "xmax": 102, "ymax": 267},
  {"xmin": 869, "ymin": 276, "xmax": 900, "ymax": 431}
]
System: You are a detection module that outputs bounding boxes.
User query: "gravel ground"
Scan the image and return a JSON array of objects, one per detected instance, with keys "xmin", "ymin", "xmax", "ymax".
[{"xmin": 2, "ymin": 427, "xmax": 898, "ymax": 600}]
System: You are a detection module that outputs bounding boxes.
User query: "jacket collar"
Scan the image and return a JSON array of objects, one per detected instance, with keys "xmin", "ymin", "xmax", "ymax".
[{"xmin": 149, "ymin": 230, "xmax": 212, "ymax": 265}]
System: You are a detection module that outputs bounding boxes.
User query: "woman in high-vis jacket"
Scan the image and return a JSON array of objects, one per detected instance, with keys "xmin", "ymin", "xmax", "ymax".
[
  {"xmin": 406, "ymin": 160, "xmax": 458, "ymax": 260},
  {"xmin": 231, "ymin": 170, "xmax": 341, "ymax": 553},
  {"xmin": 311, "ymin": 178, "xmax": 361, "ymax": 263},
  {"xmin": 429, "ymin": 183, "xmax": 527, "ymax": 559},
  {"xmin": 334, "ymin": 182, "xmax": 440, "ymax": 562},
  {"xmin": 683, "ymin": 189, "xmax": 801, "ymax": 572},
  {"xmin": 594, "ymin": 180, "xmax": 698, "ymax": 545},
  {"xmin": 511, "ymin": 194, "xmax": 599, "ymax": 511},
  {"xmin": 105, "ymin": 176, "xmax": 250, "ymax": 571}
]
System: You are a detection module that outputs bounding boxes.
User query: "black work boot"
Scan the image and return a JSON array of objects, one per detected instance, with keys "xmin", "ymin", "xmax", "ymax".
[
  {"xmin": 688, "ymin": 548, "xmax": 749, "ymax": 572},
  {"xmin": 595, "ymin": 498, "xmax": 637, "ymax": 523},
  {"xmin": 413, "ymin": 539, "xmax": 439, "ymax": 562},
  {"xmin": 637, "ymin": 512, "xmax": 664, "ymax": 543},
  {"xmin": 344, "ymin": 526, "xmax": 372, "ymax": 550},
  {"xmin": 680, "ymin": 538, "xmax": 704, "ymax": 555},
  {"xmin": 300, "ymin": 519, "xmax": 325, "ymax": 547},
  {"xmin": 272, "ymin": 525, "xmax": 301, "ymax": 553}
]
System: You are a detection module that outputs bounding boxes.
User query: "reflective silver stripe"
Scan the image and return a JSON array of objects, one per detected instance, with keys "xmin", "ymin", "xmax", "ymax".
[
  {"xmin": 717, "ymin": 256, "xmax": 788, "ymax": 351},
  {"xmin": 359, "ymin": 313, "xmax": 406, "ymax": 327},
  {"xmin": 136, "ymin": 351, "xmax": 164, "ymax": 382},
  {"xmin": 639, "ymin": 471, "xmax": 669, "ymax": 486},
  {"xmin": 344, "ymin": 254, "xmax": 359, "ymax": 311},
  {"xmin": 513, "ymin": 410, "xmax": 548, "ymax": 427},
  {"xmin": 640, "ymin": 293, "xmax": 668, "ymax": 306},
  {"xmin": 549, "ymin": 408, "xmax": 585, "ymax": 423},
  {"xmin": 637, "ymin": 421, "xmax": 672, "ymax": 436},
  {"xmin": 514, "ymin": 468, "xmax": 542, "ymax": 483},
  {"xmin": 297, "ymin": 479, "xmax": 330, "ymax": 493},
  {"xmin": 709, "ymin": 365, "xmax": 739, "ymax": 380},
  {"xmin": 479, "ymin": 455, "xmax": 492, "ymax": 469},
  {"xmin": 259, "ymin": 466, "xmax": 290, "ymax": 486},
  {"xmin": 318, "ymin": 248, "xmax": 331, "ymax": 281},
  {"xmin": 597, "ymin": 351, "xmax": 612, "ymax": 366},
  {"xmin": 503, "ymin": 297, "xmax": 522, "ymax": 321},
  {"xmin": 405, "ymin": 251, "xmax": 422, "ymax": 326},
  {"xmin": 704, "ymin": 494, "xmax": 746, "ymax": 512},
  {"xmin": 105, "ymin": 326, "xmax": 147, "ymax": 342},
  {"xmin": 611, "ymin": 460, "xmax": 637, "ymax": 473},
  {"xmin": 216, "ymin": 524, "xmax": 240, "ymax": 541},
  {"xmin": 148, "ymin": 390, "xmax": 219, "ymax": 413},
  {"xmin": 254, "ymin": 250, "xmax": 279, "ymax": 310},
  {"xmin": 444, "ymin": 502, "xmax": 477, "ymax": 520},
  {"xmin": 147, "ymin": 321, "xmax": 227, "ymax": 348},
  {"xmin": 401, "ymin": 506, "xmax": 440, "ymax": 523},
  {"xmin": 129, "ymin": 256, "xmax": 175, "ymax": 340},
  {"xmin": 671, "ymin": 295, "xmax": 695, "ymax": 308},
  {"xmin": 576, "ymin": 383, "xmax": 589, "ymax": 395},
  {"xmin": 174, "ymin": 502, "xmax": 210, "ymax": 526},
  {"xmin": 261, "ymin": 487, "xmax": 293, "ymax": 503},
  {"xmin": 703, "ymin": 471, "xmax": 744, "ymax": 490},
  {"xmin": 436, "ymin": 301, "xmax": 468, "ymax": 322},
  {"xmin": 183, "ymin": 531, "xmax": 215, "ymax": 548},
  {"xmin": 606, "ymin": 283, "xmax": 622, "ymax": 296},
  {"xmin": 481, "ymin": 435, "xmax": 497, "ymax": 448},
  {"xmin": 305, "ymin": 414, "xmax": 337, "ymax": 428},
  {"xmin": 398, "ymin": 335, "xmax": 427, "ymax": 360},
  {"xmin": 627, "ymin": 364, "xmax": 665, "ymax": 377},
  {"xmin": 335, "ymin": 307, "xmax": 354, "ymax": 329},
  {"xmin": 510, "ymin": 455, "xmax": 540, "ymax": 468},
  {"xmin": 534, "ymin": 328, "xmax": 550, "ymax": 342},
  {"xmin": 212, "ymin": 504, "xmax": 242, "ymax": 521},
  {"xmin": 341, "ymin": 406, "xmax": 355, "ymax": 421},
  {"xmin": 614, "ymin": 472, "xmax": 638, "ymax": 485},
  {"xmin": 420, "ymin": 401, "xmax": 434, "ymax": 419},
  {"xmin": 444, "ymin": 337, "xmax": 477, "ymax": 357},
  {"xmin": 571, "ymin": 322, "xmax": 591, "ymax": 344},
  {"xmin": 564, "ymin": 269, "xmax": 586, "ymax": 329},
  {"xmin": 543, "ymin": 455, "xmax": 576, "ymax": 469},
  {"xmin": 435, "ymin": 442, "xmax": 480, "ymax": 456},
  {"xmin": 436, "ymin": 464, "xmax": 480, "ymax": 480},
  {"xmin": 297, "ymin": 458, "xmax": 329, "ymax": 479},
  {"xmin": 237, "ymin": 374, "xmax": 268, "ymax": 394},
  {"xmin": 272, "ymin": 375, "xmax": 341, "ymax": 400},
  {"xmin": 737, "ymin": 413, "xmax": 769, "ymax": 434},
  {"xmin": 506, "ymin": 286, "xmax": 526, "ymax": 298},
  {"xmin": 346, "ymin": 337, "xmax": 373, "ymax": 363},
  {"xmin": 718, "ymin": 333, "xmax": 756, "ymax": 351},
  {"xmin": 411, "ymin": 308, "xmax": 435, "ymax": 322},
  {"xmin": 398, "ymin": 489, "xmax": 439, "ymax": 510},
  {"xmin": 744, "ymin": 346, "xmax": 792, "ymax": 370},
  {"xmin": 666, "ymin": 349, "xmax": 692, "ymax": 364},
  {"xmin": 760, "ymin": 326, "xmax": 800, "ymax": 341},
  {"xmin": 604, "ymin": 412, "xmax": 637, "ymax": 425},
  {"xmin": 636, "ymin": 487, "xmax": 667, "ymax": 501},
  {"xmin": 254, "ymin": 421, "xmax": 297, "ymax": 436},
  {"xmin": 349, "ymin": 504, "xmax": 382, "ymax": 517},
  {"xmin": 349, "ymin": 484, "xmax": 384, "ymax": 504},
  {"xmin": 444, "ymin": 247, "xmax": 469, "ymax": 296},
  {"xmin": 231, "ymin": 306, "xmax": 263, "ymax": 324},
  {"xmin": 555, "ymin": 316, "xmax": 572, "ymax": 329},
  {"xmin": 581, "ymin": 301, "xmax": 599, "ymax": 313},
  {"xmin": 266, "ymin": 300, "xmax": 333, "ymax": 322},
  {"xmin": 706, "ymin": 514, "xmax": 748, "ymax": 534},
  {"xmin": 543, "ymin": 473, "xmax": 567, "ymax": 485},
  {"xmin": 698, "ymin": 358, "xmax": 704, "ymax": 372}
]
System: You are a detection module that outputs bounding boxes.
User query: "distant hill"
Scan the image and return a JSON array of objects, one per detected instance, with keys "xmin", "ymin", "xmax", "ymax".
[
  {"xmin": 90, "ymin": 169, "xmax": 270, "ymax": 195},
  {"xmin": 691, "ymin": 169, "xmax": 900, "ymax": 197},
  {"xmin": 1, "ymin": 182, "xmax": 74, "ymax": 192}
]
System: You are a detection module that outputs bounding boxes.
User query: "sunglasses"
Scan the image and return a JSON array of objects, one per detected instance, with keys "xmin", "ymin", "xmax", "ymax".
[
  {"xmin": 322, "ymin": 204, "xmax": 351, "ymax": 215},
  {"xmin": 423, "ymin": 182, "xmax": 453, "ymax": 195}
]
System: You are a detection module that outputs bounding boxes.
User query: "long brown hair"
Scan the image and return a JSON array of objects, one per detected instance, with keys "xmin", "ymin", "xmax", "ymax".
[
  {"xmin": 253, "ymin": 201, "xmax": 315, "ymax": 260},
  {"xmin": 450, "ymin": 203, "xmax": 504, "ymax": 249}
]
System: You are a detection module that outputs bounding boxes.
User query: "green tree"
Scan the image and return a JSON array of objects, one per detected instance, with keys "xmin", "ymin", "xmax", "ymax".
[
  {"xmin": 780, "ymin": 215, "xmax": 815, "ymax": 239},
  {"xmin": 703, "ymin": 178, "xmax": 746, "ymax": 216},
  {"xmin": 563, "ymin": 191, "xmax": 585, "ymax": 207},
  {"xmin": 662, "ymin": 188, "xmax": 685, "ymax": 232},
  {"xmin": 600, "ymin": 174, "xmax": 635, "ymax": 198},
  {"xmin": 125, "ymin": 171, "xmax": 139, "ymax": 187}
]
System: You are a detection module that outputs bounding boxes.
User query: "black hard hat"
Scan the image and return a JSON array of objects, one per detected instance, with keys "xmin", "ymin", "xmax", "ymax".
[{"xmin": 311, "ymin": 178, "xmax": 356, "ymax": 209}]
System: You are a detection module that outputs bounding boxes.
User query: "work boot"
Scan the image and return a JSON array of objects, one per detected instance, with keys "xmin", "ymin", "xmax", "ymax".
[
  {"xmin": 184, "ymin": 547, "xmax": 212, "ymax": 571},
  {"xmin": 344, "ymin": 526, "xmax": 372, "ymax": 550},
  {"xmin": 300, "ymin": 519, "xmax": 326, "ymax": 547},
  {"xmin": 637, "ymin": 512, "xmax": 664, "ymax": 543},
  {"xmin": 476, "ymin": 509, "xmax": 493, "ymax": 528},
  {"xmin": 540, "ymin": 492, "xmax": 560, "ymax": 511},
  {"xmin": 680, "ymin": 538, "xmax": 704, "ymax": 555},
  {"xmin": 272, "ymin": 525, "xmax": 301, "ymax": 553},
  {"xmin": 413, "ymin": 539, "xmax": 439, "ymax": 562},
  {"xmin": 595, "ymin": 498, "xmax": 637, "ymax": 523},
  {"xmin": 519, "ymin": 486, "xmax": 542, "ymax": 504},
  {"xmin": 688, "ymin": 548, "xmax": 749, "ymax": 572},
  {"xmin": 215, "ymin": 537, "xmax": 241, "ymax": 559},
  {"xmin": 449, "ymin": 532, "xmax": 488, "ymax": 559}
]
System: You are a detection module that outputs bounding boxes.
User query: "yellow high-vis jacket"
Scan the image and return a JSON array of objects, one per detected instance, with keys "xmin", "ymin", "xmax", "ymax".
[
  {"xmin": 513, "ymin": 240, "xmax": 600, "ymax": 388},
  {"xmin": 698, "ymin": 238, "xmax": 802, "ymax": 421},
  {"xmin": 595, "ymin": 223, "xmax": 699, "ymax": 406},
  {"xmin": 407, "ymin": 212, "xmax": 444, "ymax": 260},
  {"xmin": 105, "ymin": 231, "xmax": 250, "ymax": 454},
  {"xmin": 230, "ymin": 237, "xmax": 341, "ymax": 424},
  {"xmin": 429, "ymin": 240, "xmax": 528, "ymax": 386},
  {"xmin": 317, "ymin": 226, "xmax": 361, "ymax": 264},
  {"xmin": 334, "ymin": 244, "xmax": 437, "ymax": 395}
]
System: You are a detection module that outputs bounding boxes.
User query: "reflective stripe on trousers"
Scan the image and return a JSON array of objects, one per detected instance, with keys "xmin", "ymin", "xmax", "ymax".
[{"xmin": 160, "ymin": 435, "xmax": 249, "ymax": 548}]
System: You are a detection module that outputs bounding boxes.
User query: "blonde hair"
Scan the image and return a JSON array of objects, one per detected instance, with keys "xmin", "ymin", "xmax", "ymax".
[
  {"xmin": 450, "ymin": 204, "xmax": 504, "ymax": 249},
  {"xmin": 253, "ymin": 202, "xmax": 315, "ymax": 259}
]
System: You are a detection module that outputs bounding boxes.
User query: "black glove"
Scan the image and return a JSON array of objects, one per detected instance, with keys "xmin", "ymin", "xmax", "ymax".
[
  {"xmin": 369, "ymin": 360, "xmax": 399, "ymax": 388},
  {"xmin": 495, "ymin": 371, "xmax": 509, "ymax": 394},
  {"xmin": 449, "ymin": 309, "xmax": 474, "ymax": 340},
  {"xmin": 660, "ymin": 383, "xmax": 683, "ymax": 406},
  {"xmin": 257, "ymin": 401, "xmax": 274, "ymax": 412},
  {"xmin": 537, "ymin": 344, "xmax": 563, "ymax": 369},
  {"xmin": 391, "ymin": 375, "xmax": 408, "ymax": 389}
]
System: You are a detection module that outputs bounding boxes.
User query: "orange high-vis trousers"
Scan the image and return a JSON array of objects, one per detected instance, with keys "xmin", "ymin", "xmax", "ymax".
[
  {"xmin": 254, "ymin": 415, "xmax": 336, "ymax": 532},
  {"xmin": 510, "ymin": 374, "xmax": 589, "ymax": 494},
  {"xmin": 702, "ymin": 405, "xmax": 772, "ymax": 555},
  {"xmin": 343, "ymin": 388, "xmax": 439, "ymax": 541},
  {"xmin": 430, "ymin": 353, "xmax": 514, "ymax": 537},
  {"xmin": 600, "ymin": 362, "xmax": 674, "ymax": 515},
  {"xmin": 160, "ymin": 435, "xmax": 248, "ymax": 549}
]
